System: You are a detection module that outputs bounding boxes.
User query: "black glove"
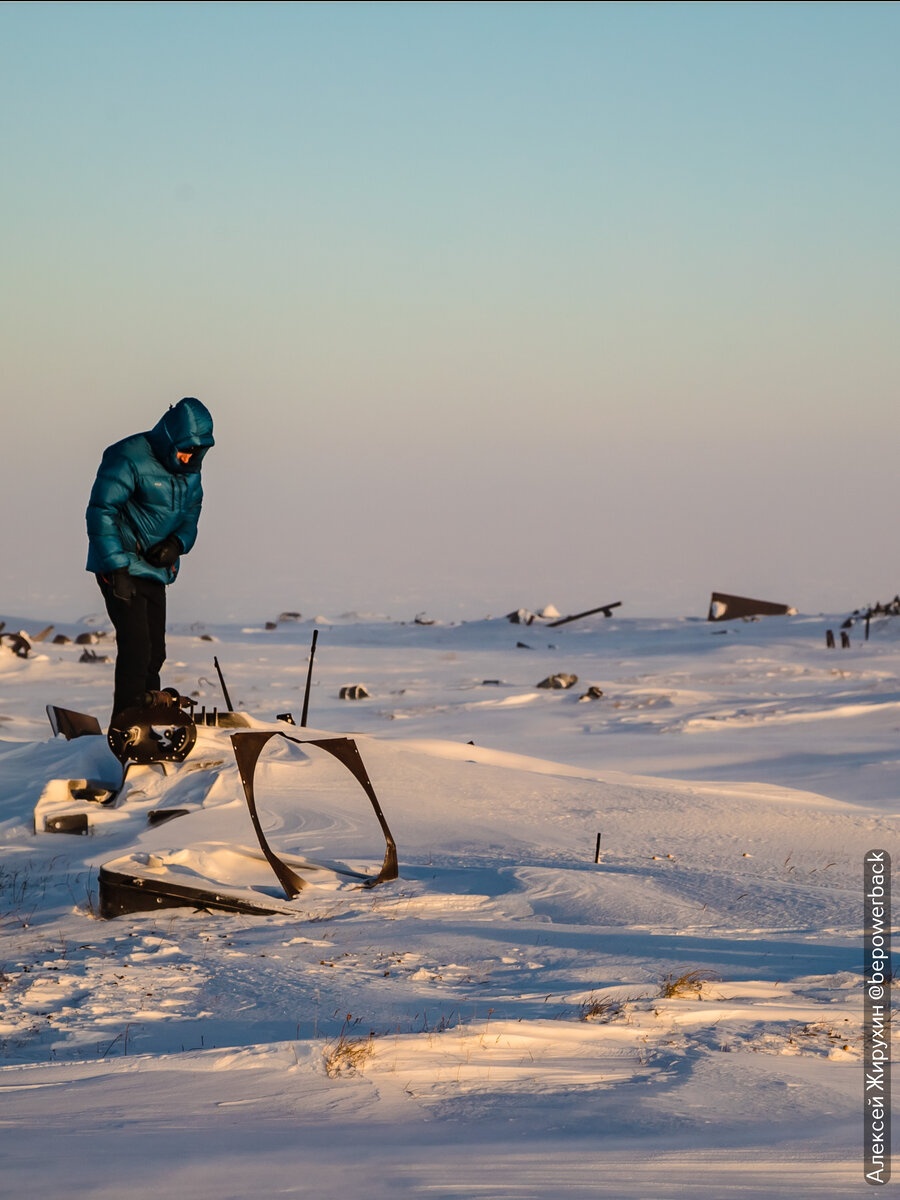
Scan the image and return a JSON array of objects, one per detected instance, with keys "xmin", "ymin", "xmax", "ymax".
[
  {"xmin": 108, "ymin": 568, "xmax": 137, "ymax": 603},
  {"xmin": 144, "ymin": 534, "xmax": 182, "ymax": 568}
]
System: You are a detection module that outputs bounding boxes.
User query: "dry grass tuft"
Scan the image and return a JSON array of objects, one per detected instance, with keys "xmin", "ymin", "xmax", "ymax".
[
  {"xmin": 659, "ymin": 969, "xmax": 721, "ymax": 999},
  {"xmin": 324, "ymin": 1014, "xmax": 376, "ymax": 1078},
  {"xmin": 579, "ymin": 993, "xmax": 624, "ymax": 1022},
  {"xmin": 579, "ymin": 990, "xmax": 648, "ymax": 1022}
]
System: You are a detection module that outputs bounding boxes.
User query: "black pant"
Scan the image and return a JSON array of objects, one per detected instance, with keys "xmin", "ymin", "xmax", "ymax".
[{"xmin": 98, "ymin": 575, "xmax": 167, "ymax": 719}]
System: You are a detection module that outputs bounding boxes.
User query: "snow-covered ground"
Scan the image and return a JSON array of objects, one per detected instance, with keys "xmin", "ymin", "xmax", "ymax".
[{"xmin": 0, "ymin": 607, "xmax": 895, "ymax": 1197}]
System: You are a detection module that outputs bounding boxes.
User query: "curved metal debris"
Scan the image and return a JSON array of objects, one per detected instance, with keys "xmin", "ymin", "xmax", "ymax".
[{"xmin": 231, "ymin": 730, "xmax": 399, "ymax": 900}]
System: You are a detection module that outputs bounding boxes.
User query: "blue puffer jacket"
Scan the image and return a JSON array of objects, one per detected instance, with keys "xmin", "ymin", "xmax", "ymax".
[{"xmin": 86, "ymin": 397, "xmax": 215, "ymax": 584}]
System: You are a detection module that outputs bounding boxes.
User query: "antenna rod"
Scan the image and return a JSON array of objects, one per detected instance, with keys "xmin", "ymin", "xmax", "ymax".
[
  {"xmin": 300, "ymin": 629, "xmax": 319, "ymax": 727},
  {"xmin": 213, "ymin": 656, "xmax": 234, "ymax": 712}
]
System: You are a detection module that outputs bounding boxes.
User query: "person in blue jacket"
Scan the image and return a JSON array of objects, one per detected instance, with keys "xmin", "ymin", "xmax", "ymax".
[{"xmin": 86, "ymin": 397, "xmax": 215, "ymax": 720}]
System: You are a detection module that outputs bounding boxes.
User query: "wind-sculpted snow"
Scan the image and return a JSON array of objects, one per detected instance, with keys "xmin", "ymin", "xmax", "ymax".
[{"xmin": 0, "ymin": 610, "xmax": 893, "ymax": 1196}]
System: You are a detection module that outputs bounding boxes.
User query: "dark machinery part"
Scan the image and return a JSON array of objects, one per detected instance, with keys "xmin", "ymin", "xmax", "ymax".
[
  {"xmin": 194, "ymin": 707, "xmax": 250, "ymax": 729},
  {"xmin": 107, "ymin": 693, "xmax": 197, "ymax": 765},
  {"xmin": 46, "ymin": 706, "xmax": 103, "ymax": 740},
  {"xmin": 98, "ymin": 866, "xmax": 289, "ymax": 919},
  {"xmin": 45, "ymin": 813, "xmax": 89, "ymax": 835},
  {"xmin": 69, "ymin": 782, "xmax": 115, "ymax": 804},
  {"xmin": 230, "ymin": 730, "xmax": 399, "ymax": 900},
  {"xmin": 147, "ymin": 808, "xmax": 192, "ymax": 827}
]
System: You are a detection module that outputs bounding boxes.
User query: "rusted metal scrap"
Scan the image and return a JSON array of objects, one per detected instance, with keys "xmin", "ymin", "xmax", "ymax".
[
  {"xmin": 0, "ymin": 631, "xmax": 31, "ymax": 658},
  {"xmin": 97, "ymin": 729, "xmax": 398, "ymax": 919},
  {"xmin": 231, "ymin": 730, "xmax": 398, "ymax": 898},
  {"xmin": 707, "ymin": 592, "xmax": 796, "ymax": 622},
  {"xmin": 546, "ymin": 602, "xmax": 622, "ymax": 627},
  {"xmin": 537, "ymin": 673, "xmax": 578, "ymax": 690}
]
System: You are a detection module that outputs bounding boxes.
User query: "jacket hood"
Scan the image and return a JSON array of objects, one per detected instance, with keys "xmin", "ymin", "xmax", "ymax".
[{"xmin": 147, "ymin": 397, "xmax": 214, "ymax": 473}]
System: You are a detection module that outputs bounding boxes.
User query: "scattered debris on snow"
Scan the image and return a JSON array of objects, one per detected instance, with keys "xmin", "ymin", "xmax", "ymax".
[{"xmin": 537, "ymin": 672, "xmax": 578, "ymax": 689}]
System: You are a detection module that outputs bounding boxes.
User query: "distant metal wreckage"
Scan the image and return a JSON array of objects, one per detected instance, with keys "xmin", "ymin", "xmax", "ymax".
[{"xmin": 707, "ymin": 592, "xmax": 796, "ymax": 622}]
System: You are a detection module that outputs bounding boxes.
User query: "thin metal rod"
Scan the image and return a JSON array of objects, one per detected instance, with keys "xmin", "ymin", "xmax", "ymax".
[
  {"xmin": 300, "ymin": 629, "xmax": 318, "ymax": 727},
  {"xmin": 213, "ymin": 656, "xmax": 234, "ymax": 712},
  {"xmin": 547, "ymin": 602, "xmax": 622, "ymax": 628},
  {"xmin": 594, "ymin": 832, "xmax": 602, "ymax": 864}
]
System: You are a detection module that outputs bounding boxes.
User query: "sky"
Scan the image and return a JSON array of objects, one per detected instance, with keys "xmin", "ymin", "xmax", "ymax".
[{"xmin": 2, "ymin": 1, "xmax": 899, "ymax": 623}]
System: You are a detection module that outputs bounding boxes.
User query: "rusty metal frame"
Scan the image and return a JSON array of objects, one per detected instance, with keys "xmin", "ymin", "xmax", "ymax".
[{"xmin": 230, "ymin": 731, "xmax": 398, "ymax": 900}]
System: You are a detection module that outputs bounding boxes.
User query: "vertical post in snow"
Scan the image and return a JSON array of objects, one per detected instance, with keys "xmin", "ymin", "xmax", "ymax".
[
  {"xmin": 300, "ymin": 629, "xmax": 319, "ymax": 728},
  {"xmin": 213, "ymin": 656, "xmax": 234, "ymax": 712},
  {"xmin": 594, "ymin": 832, "xmax": 602, "ymax": 864}
]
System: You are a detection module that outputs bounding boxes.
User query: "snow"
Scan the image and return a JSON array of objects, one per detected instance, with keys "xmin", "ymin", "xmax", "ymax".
[{"xmin": 0, "ymin": 608, "xmax": 895, "ymax": 1197}]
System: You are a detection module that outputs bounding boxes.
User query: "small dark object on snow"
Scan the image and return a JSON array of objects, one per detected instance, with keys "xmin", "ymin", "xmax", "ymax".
[
  {"xmin": 414, "ymin": 613, "xmax": 435, "ymax": 625},
  {"xmin": 199, "ymin": 634, "xmax": 214, "ymax": 641},
  {"xmin": 80, "ymin": 647, "xmax": 111, "ymax": 664},
  {"xmin": 853, "ymin": 595, "xmax": 900, "ymax": 618},
  {"xmin": 277, "ymin": 712, "xmax": 296, "ymax": 725},
  {"xmin": 826, "ymin": 630, "xmax": 835, "ymax": 649},
  {"xmin": 45, "ymin": 813, "xmax": 89, "ymax": 835},
  {"xmin": 69, "ymin": 782, "xmax": 114, "ymax": 804},
  {"xmin": 546, "ymin": 602, "xmax": 622, "ymax": 627},
  {"xmin": 506, "ymin": 609, "xmax": 536, "ymax": 626},
  {"xmin": 537, "ymin": 673, "xmax": 578, "ymax": 690},
  {"xmin": 147, "ymin": 808, "xmax": 191, "ymax": 827},
  {"xmin": 1, "ymin": 632, "xmax": 31, "ymax": 658},
  {"xmin": 707, "ymin": 592, "xmax": 795, "ymax": 622},
  {"xmin": 841, "ymin": 631, "xmax": 851, "ymax": 649},
  {"xmin": 482, "ymin": 680, "xmax": 501, "ymax": 686},
  {"xmin": 47, "ymin": 706, "xmax": 103, "ymax": 739},
  {"xmin": 52, "ymin": 634, "xmax": 72, "ymax": 645},
  {"xmin": 516, "ymin": 641, "xmax": 531, "ymax": 649},
  {"xmin": 578, "ymin": 686, "xmax": 604, "ymax": 702},
  {"xmin": 265, "ymin": 621, "xmax": 277, "ymax": 630},
  {"xmin": 340, "ymin": 684, "xmax": 370, "ymax": 700},
  {"xmin": 278, "ymin": 611, "xmax": 302, "ymax": 622},
  {"xmin": 75, "ymin": 632, "xmax": 100, "ymax": 645},
  {"xmin": 32, "ymin": 625, "xmax": 54, "ymax": 642}
]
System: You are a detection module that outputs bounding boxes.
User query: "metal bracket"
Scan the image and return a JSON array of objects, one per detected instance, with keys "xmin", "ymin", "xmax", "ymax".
[{"xmin": 108, "ymin": 708, "xmax": 197, "ymax": 765}]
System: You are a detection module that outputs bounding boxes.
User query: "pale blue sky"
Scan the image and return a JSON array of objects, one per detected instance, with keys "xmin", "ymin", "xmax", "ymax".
[{"xmin": 2, "ymin": 1, "xmax": 898, "ymax": 621}]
